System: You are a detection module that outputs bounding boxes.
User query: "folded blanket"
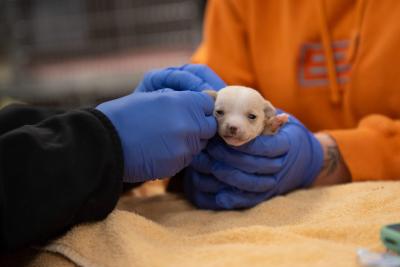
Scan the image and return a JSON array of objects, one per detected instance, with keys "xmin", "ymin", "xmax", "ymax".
[{"xmin": 26, "ymin": 182, "xmax": 400, "ymax": 266}]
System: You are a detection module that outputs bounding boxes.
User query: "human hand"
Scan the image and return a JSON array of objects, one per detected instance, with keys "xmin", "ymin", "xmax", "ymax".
[
  {"xmin": 96, "ymin": 90, "xmax": 216, "ymax": 183},
  {"xmin": 135, "ymin": 64, "xmax": 226, "ymax": 93},
  {"xmin": 184, "ymin": 113, "xmax": 324, "ymax": 209}
]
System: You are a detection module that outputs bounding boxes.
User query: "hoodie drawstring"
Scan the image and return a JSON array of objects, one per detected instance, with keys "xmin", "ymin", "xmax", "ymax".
[
  {"xmin": 316, "ymin": 0, "xmax": 341, "ymax": 104},
  {"xmin": 347, "ymin": 0, "xmax": 366, "ymax": 63},
  {"xmin": 315, "ymin": 0, "xmax": 366, "ymax": 105}
]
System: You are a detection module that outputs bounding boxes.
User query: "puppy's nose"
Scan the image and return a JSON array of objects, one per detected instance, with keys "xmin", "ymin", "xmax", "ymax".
[{"xmin": 229, "ymin": 126, "xmax": 238, "ymax": 135}]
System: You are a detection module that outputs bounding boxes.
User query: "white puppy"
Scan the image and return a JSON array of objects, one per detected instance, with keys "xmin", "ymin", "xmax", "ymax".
[{"xmin": 205, "ymin": 86, "xmax": 289, "ymax": 146}]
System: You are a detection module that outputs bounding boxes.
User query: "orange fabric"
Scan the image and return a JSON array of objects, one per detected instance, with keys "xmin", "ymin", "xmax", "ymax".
[{"xmin": 193, "ymin": 0, "xmax": 400, "ymax": 182}]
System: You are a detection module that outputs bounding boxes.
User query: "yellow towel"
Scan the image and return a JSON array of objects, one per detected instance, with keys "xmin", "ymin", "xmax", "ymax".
[{"xmin": 22, "ymin": 182, "xmax": 400, "ymax": 266}]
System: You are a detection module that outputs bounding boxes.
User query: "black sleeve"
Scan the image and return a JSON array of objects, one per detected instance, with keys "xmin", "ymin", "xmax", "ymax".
[{"xmin": 0, "ymin": 104, "xmax": 126, "ymax": 251}]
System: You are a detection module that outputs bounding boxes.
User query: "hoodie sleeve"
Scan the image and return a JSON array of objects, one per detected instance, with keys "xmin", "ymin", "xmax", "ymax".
[
  {"xmin": 328, "ymin": 114, "xmax": 400, "ymax": 182},
  {"xmin": 0, "ymin": 104, "xmax": 124, "ymax": 251},
  {"xmin": 192, "ymin": 0, "xmax": 255, "ymax": 87}
]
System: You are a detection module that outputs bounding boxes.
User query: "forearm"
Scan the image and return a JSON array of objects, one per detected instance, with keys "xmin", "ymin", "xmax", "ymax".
[
  {"xmin": 0, "ymin": 108, "xmax": 124, "ymax": 251},
  {"xmin": 0, "ymin": 104, "xmax": 64, "ymax": 135},
  {"xmin": 312, "ymin": 133, "xmax": 352, "ymax": 186}
]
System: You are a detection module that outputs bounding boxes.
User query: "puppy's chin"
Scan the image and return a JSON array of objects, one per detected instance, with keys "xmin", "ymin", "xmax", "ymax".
[
  {"xmin": 221, "ymin": 135, "xmax": 252, "ymax": 147},
  {"xmin": 219, "ymin": 127, "xmax": 260, "ymax": 146}
]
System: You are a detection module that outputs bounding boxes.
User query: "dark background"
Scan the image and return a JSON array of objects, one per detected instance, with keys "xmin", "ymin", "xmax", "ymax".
[{"xmin": 0, "ymin": 0, "xmax": 207, "ymax": 108}]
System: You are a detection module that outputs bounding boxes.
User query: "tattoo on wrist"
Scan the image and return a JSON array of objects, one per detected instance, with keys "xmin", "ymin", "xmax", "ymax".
[{"xmin": 323, "ymin": 145, "xmax": 340, "ymax": 176}]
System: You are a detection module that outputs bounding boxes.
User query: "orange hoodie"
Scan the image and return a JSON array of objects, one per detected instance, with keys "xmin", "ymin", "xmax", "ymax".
[{"xmin": 193, "ymin": 0, "xmax": 400, "ymax": 182}]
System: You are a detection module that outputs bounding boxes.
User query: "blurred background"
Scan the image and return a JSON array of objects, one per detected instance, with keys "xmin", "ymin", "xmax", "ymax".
[{"xmin": 0, "ymin": 0, "xmax": 206, "ymax": 108}]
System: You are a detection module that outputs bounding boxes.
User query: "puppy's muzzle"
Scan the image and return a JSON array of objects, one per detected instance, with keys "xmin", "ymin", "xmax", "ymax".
[
  {"xmin": 223, "ymin": 123, "xmax": 242, "ymax": 138},
  {"xmin": 228, "ymin": 126, "xmax": 238, "ymax": 135}
]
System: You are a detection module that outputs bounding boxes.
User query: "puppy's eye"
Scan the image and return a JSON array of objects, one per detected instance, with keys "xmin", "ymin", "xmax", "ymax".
[
  {"xmin": 216, "ymin": 110, "xmax": 224, "ymax": 116},
  {"xmin": 248, "ymin": 114, "xmax": 257, "ymax": 120}
]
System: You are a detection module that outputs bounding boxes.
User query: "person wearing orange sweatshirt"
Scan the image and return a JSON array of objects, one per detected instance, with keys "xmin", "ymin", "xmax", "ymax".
[{"xmin": 180, "ymin": 0, "xmax": 400, "ymax": 209}]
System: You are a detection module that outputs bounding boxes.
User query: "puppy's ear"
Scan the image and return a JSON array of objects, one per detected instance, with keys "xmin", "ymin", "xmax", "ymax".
[
  {"xmin": 263, "ymin": 100, "xmax": 277, "ymax": 135},
  {"xmin": 263, "ymin": 100, "xmax": 289, "ymax": 135},
  {"xmin": 203, "ymin": 89, "xmax": 218, "ymax": 101},
  {"xmin": 263, "ymin": 100, "xmax": 276, "ymax": 118}
]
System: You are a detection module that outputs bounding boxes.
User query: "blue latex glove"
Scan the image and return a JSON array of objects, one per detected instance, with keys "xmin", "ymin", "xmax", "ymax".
[
  {"xmin": 96, "ymin": 89, "xmax": 216, "ymax": 183},
  {"xmin": 135, "ymin": 64, "xmax": 226, "ymax": 93},
  {"xmin": 184, "ymin": 114, "xmax": 324, "ymax": 210}
]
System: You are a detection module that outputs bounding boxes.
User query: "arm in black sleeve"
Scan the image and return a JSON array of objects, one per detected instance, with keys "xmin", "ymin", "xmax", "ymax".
[
  {"xmin": 0, "ymin": 104, "xmax": 126, "ymax": 251},
  {"xmin": 0, "ymin": 105, "xmax": 64, "ymax": 134}
]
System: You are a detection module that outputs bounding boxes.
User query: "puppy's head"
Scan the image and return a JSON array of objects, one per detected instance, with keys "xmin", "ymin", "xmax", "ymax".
[{"xmin": 204, "ymin": 86, "xmax": 276, "ymax": 146}]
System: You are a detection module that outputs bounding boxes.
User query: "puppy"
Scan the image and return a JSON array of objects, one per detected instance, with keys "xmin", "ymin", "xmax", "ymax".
[{"xmin": 205, "ymin": 86, "xmax": 289, "ymax": 146}]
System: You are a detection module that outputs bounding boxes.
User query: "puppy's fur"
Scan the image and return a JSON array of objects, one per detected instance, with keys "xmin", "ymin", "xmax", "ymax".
[{"xmin": 205, "ymin": 86, "xmax": 289, "ymax": 146}]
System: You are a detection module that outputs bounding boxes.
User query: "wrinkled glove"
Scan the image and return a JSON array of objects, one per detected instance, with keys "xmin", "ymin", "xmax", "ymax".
[
  {"xmin": 135, "ymin": 64, "xmax": 226, "ymax": 93},
  {"xmin": 96, "ymin": 90, "xmax": 216, "ymax": 183},
  {"xmin": 185, "ymin": 114, "xmax": 324, "ymax": 210}
]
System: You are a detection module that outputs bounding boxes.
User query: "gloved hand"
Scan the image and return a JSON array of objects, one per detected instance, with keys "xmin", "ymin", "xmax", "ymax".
[
  {"xmin": 184, "ymin": 114, "xmax": 324, "ymax": 210},
  {"xmin": 96, "ymin": 89, "xmax": 216, "ymax": 183},
  {"xmin": 135, "ymin": 64, "xmax": 226, "ymax": 93}
]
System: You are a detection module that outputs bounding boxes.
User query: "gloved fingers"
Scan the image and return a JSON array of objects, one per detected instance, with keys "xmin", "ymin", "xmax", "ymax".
[
  {"xmin": 183, "ymin": 91, "xmax": 217, "ymax": 141},
  {"xmin": 216, "ymin": 188, "xmax": 276, "ymax": 209},
  {"xmin": 191, "ymin": 171, "xmax": 226, "ymax": 193},
  {"xmin": 191, "ymin": 152, "xmax": 213, "ymax": 174},
  {"xmin": 138, "ymin": 69, "xmax": 213, "ymax": 92},
  {"xmin": 232, "ymin": 133, "xmax": 290, "ymax": 157},
  {"xmin": 135, "ymin": 64, "xmax": 225, "ymax": 93},
  {"xmin": 199, "ymin": 140, "xmax": 208, "ymax": 151},
  {"xmin": 189, "ymin": 91, "xmax": 216, "ymax": 116},
  {"xmin": 192, "ymin": 191, "xmax": 220, "ymax": 210},
  {"xmin": 199, "ymin": 115, "xmax": 217, "ymax": 140},
  {"xmin": 180, "ymin": 64, "xmax": 226, "ymax": 90},
  {"xmin": 212, "ymin": 162, "xmax": 277, "ymax": 192},
  {"xmin": 161, "ymin": 69, "xmax": 213, "ymax": 92},
  {"xmin": 135, "ymin": 69, "xmax": 163, "ymax": 92},
  {"xmin": 184, "ymin": 169, "xmax": 220, "ymax": 210},
  {"xmin": 207, "ymin": 139, "xmax": 284, "ymax": 174},
  {"xmin": 154, "ymin": 88, "xmax": 174, "ymax": 93}
]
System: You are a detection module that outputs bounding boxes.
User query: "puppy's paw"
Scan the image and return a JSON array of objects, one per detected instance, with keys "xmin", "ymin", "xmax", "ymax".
[
  {"xmin": 264, "ymin": 113, "xmax": 289, "ymax": 135},
  {"xmin": 275, "ymin": 113, "xmax": 289, "ymax": 125}
]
